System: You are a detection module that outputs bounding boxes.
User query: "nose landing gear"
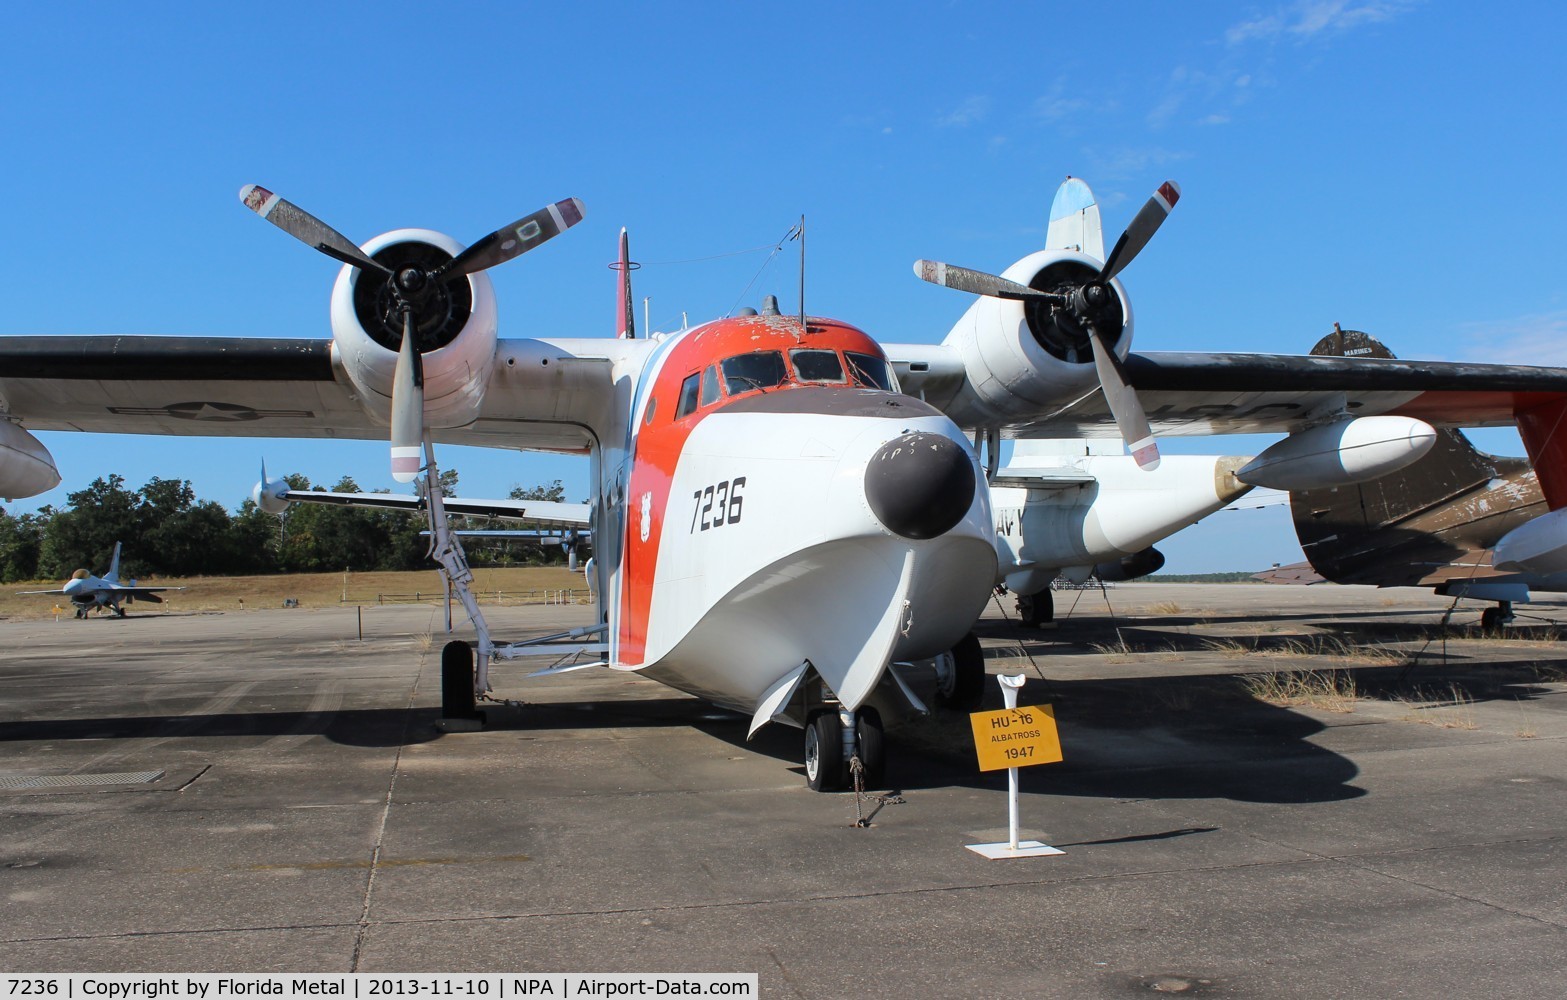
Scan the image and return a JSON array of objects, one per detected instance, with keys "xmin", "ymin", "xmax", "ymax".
[{"xmin": 804, "ymin": 706, "xmax": 885, "ymax": 792}]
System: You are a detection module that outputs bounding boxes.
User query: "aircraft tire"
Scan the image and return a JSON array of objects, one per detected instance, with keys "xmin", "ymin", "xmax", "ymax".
[
  {"xmin": 935, "ymin": 632, "xmax": 986, "ymax": 712},
  {"xmin": 804, "ymin": 710, "xmax": 847, "ymax": 792},
  {"xmin": 440, "ymin": 640, "xmax": 479, "ymax": 720},
  {"xmin": 854, "ymin": 707, "xmax": 886, "ymax": 790},
  {"xmin": 1017, "ymin": 589, "xmax": 1054, "ymax": 628},
  {"xmin": 1480, "ymin": 606, "xmax": 1512, "ymax": 634}
]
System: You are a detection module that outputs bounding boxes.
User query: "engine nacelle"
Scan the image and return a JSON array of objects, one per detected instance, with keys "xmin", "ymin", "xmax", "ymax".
[
  {"xmin": 0, "ymin": 419, "xmax": 61, "ymax": 500},
  {"xmin": 1494, "ymin": 507, "xmax": 1567, "ymax": 574},
  {"xmin": 1236, "ymin": 416, "xmax": 1435, "ymax": 491},
  {"xmin": 330, "ymin": 228, "xmax": 498, "ymax": 429},
  {"xmin": 940, "ymin": 250, "xmax": 1130, "ymax": 425}
]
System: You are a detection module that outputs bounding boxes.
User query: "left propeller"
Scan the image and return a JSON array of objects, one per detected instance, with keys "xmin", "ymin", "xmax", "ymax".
[
  {"xmin": 239, "ymin": 186, "xmax": 585, "ymax": 481},
  {"xmin": 915, "ymin": 180, "xmax": 1179, "ymax": 470}
]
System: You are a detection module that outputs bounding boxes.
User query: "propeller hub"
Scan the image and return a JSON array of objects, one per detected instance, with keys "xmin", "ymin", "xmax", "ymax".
[
  {"xmin": 351, "ymin": 240, "xmax": 472, "ymax": 354},
  {"xmin": 396, "ymin": 267, "xmax": 428, "ymax": 294},
  {"xmin": 1022, "ymin": 259, "xmax": 1125, "ymax": 365}
]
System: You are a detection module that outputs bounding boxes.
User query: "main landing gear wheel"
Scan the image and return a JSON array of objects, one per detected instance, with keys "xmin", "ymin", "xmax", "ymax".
[
  {"xmin": 1017, "ymin": 589, "xmax": 1054, "ymax": 628},
  {"xmin": 1481, "ymin": 603, "xmax": 1514, "ymax": 634},
  {"xmin": 854, "ymin": 707, "xmax": 886, "ymax": 790},
  {"xmin": 438, "ymin": 640, "xmax": 485, "ymax": 732},
  {"xmin": 934, "ymin": 632, "xmax": 986, "ymax": 712},
  {"xmin": 804, "ymin": 710, "xmax": 847, "ymax": 792}
]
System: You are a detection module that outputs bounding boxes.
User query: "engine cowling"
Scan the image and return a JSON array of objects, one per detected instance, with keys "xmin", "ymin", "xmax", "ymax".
[
  {"xmin": 940, "ymin": 249, "xmax": 1131, "ymax": 425},
  {"xmin": 330, "ymin": 229, "xmax": 498, "ymax": 429},
  {"xmin": 1235, "ymin": 416, "xmax": 1436, "ymax": 491},
  {"xmin": 0, "ymin": 419, "xmax": 61, "ymax": 500}
]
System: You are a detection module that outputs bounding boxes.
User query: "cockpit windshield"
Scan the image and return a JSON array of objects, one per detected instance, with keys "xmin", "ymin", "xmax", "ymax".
[
  {"xmin": 721, "ymin": 351, "xmax": 788, "ymax": 395},
  {"xmin": 846, "ymin": 351, "xmax": 896, "ymax": 391},
  {"xmin": 790, "ymin": 349, "xmax": 847, "ymax": 383}
]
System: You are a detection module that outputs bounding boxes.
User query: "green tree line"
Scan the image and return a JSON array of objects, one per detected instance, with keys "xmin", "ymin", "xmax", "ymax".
[{"xmin": 0, "ymin": 473, "xmax": 573, "ymax": 583}]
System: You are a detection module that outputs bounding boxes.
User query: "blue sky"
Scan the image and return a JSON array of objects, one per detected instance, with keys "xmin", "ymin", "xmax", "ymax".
[{"xmin": 4, "ymin": 1, "xmax": 1564, "ymax": 572}]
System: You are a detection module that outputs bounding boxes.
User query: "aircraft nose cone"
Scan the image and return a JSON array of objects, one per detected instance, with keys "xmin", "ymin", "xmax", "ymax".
[{"xmin": 864, "ymin": 431, "xmax": 976, "ymax": 540}]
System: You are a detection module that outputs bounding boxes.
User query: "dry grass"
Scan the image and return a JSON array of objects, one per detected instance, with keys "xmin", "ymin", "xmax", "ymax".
[
  {"xmin": 1203, "ymin": 634, "xmax": 1406, "ymax": 667},
  {"xmin": 1530, "ymin": 662, "xmax": 1567, "ymax": 683},
  {"xmin": 1241, "ymin": 669, "xmax": 1359, "ymax": 713},
  {"xmin": 1396, "ymin": 684, "xmax": 1479, "ymax": 730},
  {"xmin": 0, "ymin": 566, "xmax": 587, "ymax": 619},
  {"xmin": 1090, "ymin": 633, "xmax": 1139, "ymax": 661},
  {"xmin": 1203, "ymin": 637, "xmax": 1253, "ymax": 658},
  {"xmin": 1513, "ymin": 699, "xmax": 1538, "ymax": 739},
  {"xmin": 1147, "ymin": 601, "xmax": 1183, "ymax": 615}
]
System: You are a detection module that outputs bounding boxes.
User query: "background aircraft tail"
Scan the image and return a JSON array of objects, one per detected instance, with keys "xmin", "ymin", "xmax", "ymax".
[{"xmin": 1288, "ymin": 329, "xmax": 1532, "ymax": 584}]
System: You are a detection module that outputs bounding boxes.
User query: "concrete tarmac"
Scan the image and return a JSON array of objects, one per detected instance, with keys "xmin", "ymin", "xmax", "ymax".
[{"xmin": 1, "ymin": 584, "xmax": 1565, "ymax": 996}]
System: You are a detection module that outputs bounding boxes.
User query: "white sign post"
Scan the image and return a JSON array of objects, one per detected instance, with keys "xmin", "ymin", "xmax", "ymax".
[{"xmin": 967, "ymin": 674, "xmax": 1065, "ymax": 860}]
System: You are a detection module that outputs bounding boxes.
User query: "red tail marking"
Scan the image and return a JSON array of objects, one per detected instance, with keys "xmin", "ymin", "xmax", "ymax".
[{"xmin": 1516, "ymin": 397, "xmax": 1567, "ymax": 510}]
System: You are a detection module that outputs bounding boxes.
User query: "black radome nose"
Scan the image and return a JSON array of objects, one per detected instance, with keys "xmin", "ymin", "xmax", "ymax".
[{"xmin": 864, "ymin": 431, "xmax": 976, "ymax": 540}]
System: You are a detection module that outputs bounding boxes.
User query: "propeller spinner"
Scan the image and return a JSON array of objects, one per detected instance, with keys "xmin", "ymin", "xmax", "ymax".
[
  {"xmin": 239, "ymin": 186, "xmax": 585, "ymax": 481},
  {"xmin": 915, "ymin": 179, "xmax": 1179, "ymax": 470}
]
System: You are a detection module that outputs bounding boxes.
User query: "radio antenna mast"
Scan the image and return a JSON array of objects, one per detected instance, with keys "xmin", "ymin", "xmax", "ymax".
[{"xmin": 797, "ymin": 214, "xmax": 806, "ymax": 330}]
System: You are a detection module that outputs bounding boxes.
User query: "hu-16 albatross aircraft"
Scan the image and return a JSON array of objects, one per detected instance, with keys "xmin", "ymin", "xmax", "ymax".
[
  {"xmin": 19, "ymin": 542, "xmax": 182, "ymax": 618},
  {"xmin": 2, "ymin": 177, "xmax": 1566, "ymax": 791}
]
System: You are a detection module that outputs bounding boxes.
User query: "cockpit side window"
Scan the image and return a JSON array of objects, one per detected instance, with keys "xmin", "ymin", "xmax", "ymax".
[
  {"xmin": 722, "ymin": 351, "xmax": 788, "ymax": 395},
  {"xmin": 675, "ymin": 372, "xmax": 701, "ymax": 419},
  {"xmin": 700, "ymin": 365, "xmax": 723, "ymax": 406},
  {"xmin": 846, "ymin": 351, "xmax": 896, "ymax": 391},
  {"xmin": 790, "ymin": 349, "xmax": 846, "ymax": 383}
]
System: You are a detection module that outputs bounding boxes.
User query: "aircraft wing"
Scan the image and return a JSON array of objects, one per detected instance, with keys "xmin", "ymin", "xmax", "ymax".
[
  {"xmin": 0, "ymin": 336, "xmax": 615, "ymax": 453},
  {"xmin": 16, "ymin": 588, "xmax": 69, "ymax": 596},
  {"xmin": 277, "ymin": 489, "xmax": 592, "ymax": 529},
  {"xmin": 891, "ymin": 347, "xmax": 1567, "ymax": 436}
]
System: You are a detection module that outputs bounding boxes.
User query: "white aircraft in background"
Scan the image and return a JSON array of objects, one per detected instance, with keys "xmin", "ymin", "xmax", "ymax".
[
  {"xmin": 0, "ymin": 176, "xmax": 1563, "ymax": 791},
  {"xmin": 990, "ymin": 438, "xmax": 1264, "ymax": 625},
  {"xmin": 19, "ymin": 542, "xmax": 181, "ymax": 618}
]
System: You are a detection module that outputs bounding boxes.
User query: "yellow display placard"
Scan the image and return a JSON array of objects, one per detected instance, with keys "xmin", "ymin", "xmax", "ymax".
[{"xmin": 969, "ymin": 704, "xmax": 1062, "ymax": 772}]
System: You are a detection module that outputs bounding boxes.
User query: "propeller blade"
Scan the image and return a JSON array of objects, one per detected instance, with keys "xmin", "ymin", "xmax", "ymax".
[
  {"xmin": 433, "ymin": 198, "xmax": 587, "ymax": 283},
  {"xmin": 912, "ymin": 260, "xmax": 1060, "ymax": 301},
  {"xmin": 1086, "ymin": 325, "xmax": 1159, "ymax": 470},
  {"xmin": 1099, "ymin": 180, "xmax": 1180, "ymax": 283},
  {"xmin": 238, "ymin": 185, "xmax": 392, "ymax": 275},
  {"xmin": 390, "ymin": 311, "xmax": 424, "ymax": 483}
]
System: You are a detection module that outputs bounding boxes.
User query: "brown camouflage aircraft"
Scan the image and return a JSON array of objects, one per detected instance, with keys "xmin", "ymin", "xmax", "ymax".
[{"xmin": 1256, "ymin": 328, "xmax": 1567, "ymax": 630}]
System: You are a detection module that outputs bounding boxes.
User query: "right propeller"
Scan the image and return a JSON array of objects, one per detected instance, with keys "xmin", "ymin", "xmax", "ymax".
[
  {"xmin": 915, "ymin": 180, "xmax": 1179, "ymax": 470},
  {"xmin": 239, "ymin": 186, "xmax": 584, "ymax": 481}
]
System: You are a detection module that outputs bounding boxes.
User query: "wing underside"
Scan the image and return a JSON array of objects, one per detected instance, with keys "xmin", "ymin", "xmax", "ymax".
[
  {"xmin": 0, "ymin": 336, "xmax": 610, "ymax": 453},
  {"xmin": 892, "ymin": 347, "xmax": 1567, "ymax": 436}
]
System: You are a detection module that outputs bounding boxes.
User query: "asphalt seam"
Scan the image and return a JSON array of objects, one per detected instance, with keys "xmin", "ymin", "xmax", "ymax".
[{"xmin": 347, "ymin": 621, "xmax": 433, "ymax": 971}]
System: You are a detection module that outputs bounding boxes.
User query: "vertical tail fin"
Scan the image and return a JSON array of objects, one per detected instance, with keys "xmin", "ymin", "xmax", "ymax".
[
  {"xmin": 1046, "ymin": 176, "xmax": 1105, "ymax": 261},
  {"xmin": 106, "ymin": 541, "xmax": 122, "ymax": 583},
  {"xmin": 615, "ymin": 228, "xmax": 636, "ymax": 339}
]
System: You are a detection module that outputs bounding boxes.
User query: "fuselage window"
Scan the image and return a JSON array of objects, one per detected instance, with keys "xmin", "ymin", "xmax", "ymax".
[
  {"xmin": 722, "ymin": 351, "xmax": 787, "ymax": 395},
  {"xmin": 846, "ymin": 351, "xmax": 896, "ymax": 391},
  {"xmin": 643, "ymin": 396, "xmax": 657, "ymax": 425},
  {"xmin": 790, "ymin": 349, "xmax": 846, "ymax": 383},
  {"xmin": 700, "ymin": 364, "xmax": 723, "ymax": 406},
  {"xmin": 676, "ymin": 372, "xmax": 700, "ymax": 419}
]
